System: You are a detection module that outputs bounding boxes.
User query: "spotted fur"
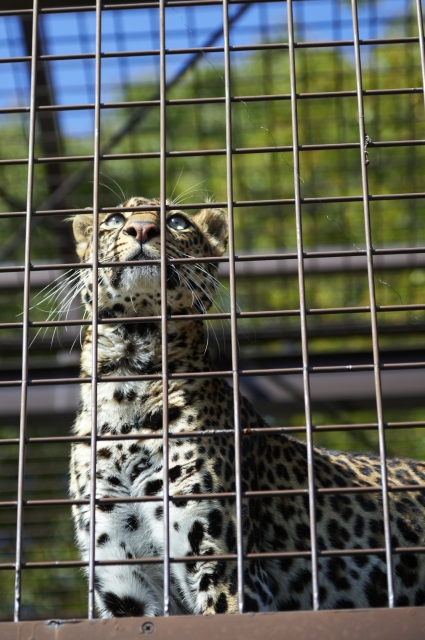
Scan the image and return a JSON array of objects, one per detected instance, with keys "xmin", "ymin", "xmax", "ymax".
[{"xmin": 70, "ymin": 198, "xmax": 425, "ymax": 617}]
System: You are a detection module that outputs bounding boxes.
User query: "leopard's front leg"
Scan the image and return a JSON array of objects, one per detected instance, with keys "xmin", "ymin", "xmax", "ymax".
[
  {"xmin": 173, "ymin": 499, "xmax": 240, "ymax": 614},
  {"xmin": 70, "ymin": 443, "xmax": 166, "ymax": 617},
  {"xmin": 144, "ymin": 495, "xmax": 271, "ymax": 614}
]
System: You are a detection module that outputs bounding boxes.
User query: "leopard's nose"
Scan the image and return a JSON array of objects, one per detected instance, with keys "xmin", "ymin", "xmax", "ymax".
[{"xmin": 123, "ymin": 221, "xmax": 160, "ymax": 244}]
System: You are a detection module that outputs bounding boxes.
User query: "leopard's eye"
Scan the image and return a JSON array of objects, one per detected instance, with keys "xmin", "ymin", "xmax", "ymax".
[
  {"xmin": 167, "ymin": 214, "xmax": 190, "ymax": 231},
  {"xmin": 102, "ymin": 214, "xmax": 126, "ymax": 229}
]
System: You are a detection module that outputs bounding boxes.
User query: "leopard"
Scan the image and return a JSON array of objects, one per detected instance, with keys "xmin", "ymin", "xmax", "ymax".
[{"xmin": 70, "ymin": 197, "xmax": 425, "ymax": 618}]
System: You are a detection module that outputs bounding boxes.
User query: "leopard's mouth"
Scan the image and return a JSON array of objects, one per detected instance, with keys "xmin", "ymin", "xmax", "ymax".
[{"xmin": 124, "ymin": 244, "xmax": 160, "ymax": 263}]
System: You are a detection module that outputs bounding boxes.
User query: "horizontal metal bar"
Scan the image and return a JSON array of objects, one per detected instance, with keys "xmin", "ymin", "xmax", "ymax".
[
  {"xmin": 0, "ymin": 0, "xmax": 421, "ymax": 21},
  {"xmin": 2, "ymin": 192, "xmax": 425, "ymax": 221},
  {"xmin": 0, "ymin": 245, "xmax": 424, "ymax": 276},
  {"xmin": 1, "ymin": 244, "xmax": 425, "ymax": 277},
  {"xmin": 1, "ymin": 134, "xmax": 425, "ymax": 166},
  {"xmin": 0, "ymin": 543, "xmax": 424, "ymax": 573},
  {"xmin": 0, "ymin": 191, "xmax": 425, "ymax": 222},
  {"xmin": 0, "ymin": 358, "xmax": 424, "ymax": 386},
  {"xmin": 2, "ymin": 301, "xmax": 425, "ymax": 333},
  {"xmin": 1, "ymin": 481, "xmax": 424, "ymax": 511},
  {"xmin": 0, "ymin": 36, "xmax": 421, "ymax": 65},
  {"xmin": 3, "ymin": 90, "xmax": 425, "ymax": 116},
  {"xmin": 1, "ymin": 420, "xmax": 424, "ymax": 447},
  {"xmin": 0, "ymin": 0, "xmax": 340, "ymax": 17}
]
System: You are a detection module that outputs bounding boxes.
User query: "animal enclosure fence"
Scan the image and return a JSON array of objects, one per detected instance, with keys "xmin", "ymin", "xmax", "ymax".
[{"xmin": 0, "ymin": 0, "xmax": 425, "ymax": 636}]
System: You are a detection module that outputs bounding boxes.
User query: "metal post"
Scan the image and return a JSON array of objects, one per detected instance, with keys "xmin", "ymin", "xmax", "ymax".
[
  {"xmin": 159, "ymin": 0, "xmax": 171, "ymax": 617},
  {"xmin": 88, "ymin": 0, "xmax": 102, "ymax": 619},
  {"xmin": 222, "ymin": 0, "xmax": 245, "ymax": 614},
  {"xmin": 287, "ymin": 0, "xmax": 320, "ymax": 612},
  {"xmin": 13, "ymin": 0, "xmax": 39, "ymax": 622},
  {"xmin": 350, "ymin": 0, "xmax": 395, "ymax": 608}
]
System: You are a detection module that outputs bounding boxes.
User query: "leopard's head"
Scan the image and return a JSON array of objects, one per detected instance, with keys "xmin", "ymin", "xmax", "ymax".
[{"xmin": 73, "ymin": 197, "xmax": 228, "ymax": 319}]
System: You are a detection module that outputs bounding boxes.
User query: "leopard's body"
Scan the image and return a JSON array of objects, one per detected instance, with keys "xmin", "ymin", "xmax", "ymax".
[{"xmin": 70, "ymin": 198, "xmax": 425, "ymax": 617}]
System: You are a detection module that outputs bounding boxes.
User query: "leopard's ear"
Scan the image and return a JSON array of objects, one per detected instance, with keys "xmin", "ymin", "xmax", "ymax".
[
  {"xmin": 192, "ymin": 207, "xmax": 228, "ymax": 256},
  {"xmin": 72, "ymin": 213, "xmax": 93, "ymax": 259}
]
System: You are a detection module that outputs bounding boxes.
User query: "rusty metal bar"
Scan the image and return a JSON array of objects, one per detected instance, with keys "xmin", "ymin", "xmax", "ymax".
[
  {"xmin": 222, "ymin": 0, "xmax": 244, "ymax": 614},
  {"xmin": 12, "ymin": 0, "xmax": 39, "ymax": 623},
  {"xmin": 0, "ymin": 304, "xmax": 425, "ymax": 332},
  {"xmin": 2, "ymin": 89, "xmax": 425, "ymax": 117},
  {"xmin": 287, "ymin": 0, "xmax": 319, "ymax": 611},
  {"xmin": 2, "ymin": 420, "xmax": 425, "ymax": 447},
  {"xmin": 1, "ymin": 34, "xmax": 424, "ymax": 65},
  {"xmin": 0, "ymin": 0, "xmax": 297, "ymax": 15},
  {"xmin": 1, "ymin": 356, "xmax": 424, "ymax": 388},
  {"xmin": 1, "ymin": 245, "xmax": 425, "ymax": 276},
  {"xmin": 2, "ymin": 480, "xmax": 425, "ymax": 510},
  {"xmin": 1, "ymin": 191, "xmax": 425, "ymax": 219},
  {"xmin": 2, "ymin": 0, "xmax": 423, "ymax": 14},
  {"xmin": 2, "ymin": 545, "xmax": 425, "ymax": 572},
  {"xmin": 3, "ymin": 544, "xmax": 425, "ymax": 572},
  {"xmin": 1, "ymin": 321, "xmax": 422, "ymax": 351},
  {"xmin": 86, "ymin": 0, "xmax": 102, "ymax": 619},
  {"xmin": 3, "ymin": 135, "xmax": 425, "ymax": 166},
  {"xmin": 350, "ymin": 0, "xmax": 395, "ymax": 608},
  {"xmin": 159, "ymin": 0, "xmax": 171, "ymax": 617}
]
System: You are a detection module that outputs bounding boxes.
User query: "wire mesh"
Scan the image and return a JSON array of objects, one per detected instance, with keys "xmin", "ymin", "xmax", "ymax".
[{"xmin": 0, "ymin": 0, "xmax": 424, "ymax": 624}]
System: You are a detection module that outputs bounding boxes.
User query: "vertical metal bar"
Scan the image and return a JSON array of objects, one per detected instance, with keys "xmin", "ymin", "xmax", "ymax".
[
  {"xmin": 13, "ymin": 0, "xmax": 39, "ymax": 622},
  {"xmin": 350, "ymin": 0, "xmax": 395, "ymax": 608},
  {"xmin": 286, "ymin": 0, "xmax": 320, "ymax": 612},
  {"xmin": 159, "ymin": 0, "xmax": 171, "ymax": 617},
  {"xmin": 222, "ymin": 0, "xmax": 244, "ymax": 614},
  {"xmin": 88, "ymin": 0, "xmax": 102, "ymax": 619},
  {"xmin": 415, "ymin": 0, "xmax": 425, "ymax": 110}
]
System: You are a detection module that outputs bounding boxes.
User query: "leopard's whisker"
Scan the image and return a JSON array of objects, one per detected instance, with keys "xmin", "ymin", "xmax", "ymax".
[
  {"xmin": 99, "ymin": 171, "xmax": 126, "ymax": 203},
  {"xmin": 169, "ymin": 166, "xmax": 185, "ymax": 203},
  {"xmin": 172, "ymin": 181, "xmax": 206, "ymax": 205}
]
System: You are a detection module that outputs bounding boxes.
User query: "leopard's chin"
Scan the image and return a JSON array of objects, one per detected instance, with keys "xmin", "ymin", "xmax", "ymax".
[{"xmin": 121, "ymin": 263, "xmax": 161, "ymax": 288}]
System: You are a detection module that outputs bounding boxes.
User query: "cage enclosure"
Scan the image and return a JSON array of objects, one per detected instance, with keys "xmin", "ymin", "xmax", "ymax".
[{"xmin": 0, "ymin": 0, "xmax": 425, "ymax": 637}]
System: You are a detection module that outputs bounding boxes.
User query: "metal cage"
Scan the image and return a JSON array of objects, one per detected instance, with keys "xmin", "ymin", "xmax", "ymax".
[{"xmin": 1, "ymin": 0, "xmax": 425, "ymax": 636}]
